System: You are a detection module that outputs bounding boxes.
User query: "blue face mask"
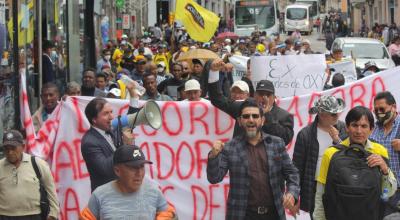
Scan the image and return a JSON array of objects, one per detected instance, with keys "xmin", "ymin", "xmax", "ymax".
[{"xmin": 50, "ymin": 51, "xmax": 58, "ymax": 62}]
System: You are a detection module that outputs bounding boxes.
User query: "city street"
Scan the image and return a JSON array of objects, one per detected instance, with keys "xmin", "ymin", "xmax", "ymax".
[{"xmin": 297, "ymin": 27, "xmax": 328, "ymax": 54}]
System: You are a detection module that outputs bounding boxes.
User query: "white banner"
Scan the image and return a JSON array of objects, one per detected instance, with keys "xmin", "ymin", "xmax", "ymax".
[
  {"xmin": 229, "ymin": 55, "xmax": 249, "ymax": 82},
  {"xmin": 328, "ymin": 60, "xmax": 357, "ymax": 85},
  {"xmin": 20, "ymin": 66, "xmax": 400, "ymax": 220},
  {"xmin": 251, "ymin": 55, "xmax": 328, "ymax": 97}
]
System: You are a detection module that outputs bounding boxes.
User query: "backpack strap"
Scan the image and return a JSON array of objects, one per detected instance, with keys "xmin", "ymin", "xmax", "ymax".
[
  {"xmin": 31, "ymin": 156, "xmax": 42, "ymax": 180},
  {"xmin": 332, "ymin": 144, "xmax": 346, "ymax": 151}
]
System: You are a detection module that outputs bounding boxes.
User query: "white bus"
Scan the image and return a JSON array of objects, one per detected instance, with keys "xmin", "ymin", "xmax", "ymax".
[
  {"xmin": 234, "ymin": 0, "xmax": 279, "ymax": 37},
  {"xmin": 295, "ymin": 0, "xmax": 320, "ymax": 20},
  {"xmin": 285, "ymin": 4, "xmax": 314, "ymax": 35}
]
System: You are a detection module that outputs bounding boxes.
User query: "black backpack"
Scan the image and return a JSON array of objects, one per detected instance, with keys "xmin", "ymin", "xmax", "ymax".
[{"xmin": 322, "ymin": 144, "xmax": 382, "ymax": 220}]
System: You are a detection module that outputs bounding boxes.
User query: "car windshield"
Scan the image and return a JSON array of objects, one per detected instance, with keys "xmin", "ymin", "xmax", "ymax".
[
  {"xmin": 287, "ymin": 8, "xmax": 307, "ymax": 20},
  {"xmin": 342, "ymin": 43, "xmax": 389, "ymax": 59}
]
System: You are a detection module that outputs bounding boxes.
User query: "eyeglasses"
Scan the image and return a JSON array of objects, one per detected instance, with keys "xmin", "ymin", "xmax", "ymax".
[
  {"xmin": 241, "ymin": 114, "xmax": 260, "ymax": 119},
  {"xmin": 12, "ymin": 168, "xmax": 18, "ymax": 185}
]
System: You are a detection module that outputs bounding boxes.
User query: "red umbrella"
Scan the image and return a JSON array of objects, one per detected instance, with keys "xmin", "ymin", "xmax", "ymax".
[{"xmin": 216, "ymin": 32, "xmax": 239, "ymax": 41}]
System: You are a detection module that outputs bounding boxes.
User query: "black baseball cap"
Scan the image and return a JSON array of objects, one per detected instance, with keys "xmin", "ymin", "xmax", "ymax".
[
  {"xmin": 113, "ymin": 145, "xmax": 152, "ymax": 167},
  {"xmin": 256, "ymin": 80, "xmax": 275, "ymax": 94},
  {"xmin": 2, "ymin": 130, "xmax": 24, "ymax": 147}
]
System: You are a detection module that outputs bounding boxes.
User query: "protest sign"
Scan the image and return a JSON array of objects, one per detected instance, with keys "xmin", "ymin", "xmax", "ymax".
[
  {"xmin": 20, "ymin": 66, "xmax": 400, "ymax": 220},
  {"xmin": 327, "ymin": 60, "xmax": 357, "ymax": 85},
  {"xmin": 229, "ymin": 55, "xmax": 249, "ymax": 82},
  {"xmin": 251, "ymin": 55, "xmax": 327, "ymax": 97}
]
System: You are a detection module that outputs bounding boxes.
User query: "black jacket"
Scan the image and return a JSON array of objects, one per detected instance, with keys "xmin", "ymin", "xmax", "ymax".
[
  {"xmin": 292, "ymin": 116, "xmax": 347, "ymax": 212},
  {"xmin": 208, "ymin": 81, "xmax": 294, "ymax": 145},
  {"xmin": 81, "ymin": 127, "xmax": 117, "ymax": 191}
]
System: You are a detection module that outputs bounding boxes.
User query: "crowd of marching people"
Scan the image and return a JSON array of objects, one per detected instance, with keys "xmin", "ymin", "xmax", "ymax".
[{"xmin": 1, "ymin": 16, "xmax": 400, "ymax": 220}]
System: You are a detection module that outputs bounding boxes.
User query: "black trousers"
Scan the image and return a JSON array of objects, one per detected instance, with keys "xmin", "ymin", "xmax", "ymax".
[{"xmin": 0, "ymin": 215, "xmax": 41, "ymax": 220}]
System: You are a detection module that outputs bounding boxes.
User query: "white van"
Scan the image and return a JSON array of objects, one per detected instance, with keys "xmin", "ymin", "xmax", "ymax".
[{"xmin": 284, "ymin": 4, "xmax": 313, "ymax": 35}]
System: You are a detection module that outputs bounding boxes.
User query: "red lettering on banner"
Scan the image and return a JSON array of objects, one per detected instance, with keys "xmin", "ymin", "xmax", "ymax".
[
  {"xmin": 118, "ymin": 104, "xmax": 130, "ymax": 115},
  {"xmin": 154, "ymin": 142, "xmax": 175, "ymax": 179},
  {"xmin": 161, "ymin": 185, "xmax": 175, "ymax": 195},
  {"xmin": 331, "ymin": 88, "xmax": 346, "ymax": 104},
  {"xmin": 162, "ymin": 102, "xmax": 183, "ymax": 136},
  {"xmin": 224, "ymin": 184, "xmax": 230, "ymax": 206},
  {"xmin": 73, "ymin": 139, "xmax": 89, "ymax": 179},
  {"xmin": 192, "ymin": 185, "xmax": 208, "ymax": 220},
  {"xmin": 195, "ymin": 140, "xmax": 213, "ymax": 179},
  {"xmin": 141, "ymin": 124, "xmax": 157, "ymax": 136},
  {"xmin": 350, "ymin": 83, "xmax": 366, "ymax": 108},
  {"xmin": 189, "ymin": 102, "xmax": 210, "ymax": 135},
  {"xmin": 63, "ymin": 188, "xmax": 80, "ymax": 220},
  {"xmin": 369, "ymin": 76, "xmax": 386, "ymax": 109},
  {"xmin": 209, "ymin": 184, "xmax": 221, "ymax": 220},
  {"xmin": 54, "ymin": 141, "xmax": 77, "ymax": 182},
  {"xmin": 140, "ymin": 142, "xmax": 154, "ymax": 178},
  {"xmin": 71, "ymin": 97, "xmax": 88, "ymax": 134},
  {"xmin": 287, "ymin": 96, "xmax": 303, "ymax": 127},
  {"xmin": 307, "ymin": 93, "xmax": 322, "ymax": 124},
  {"xmin": 176, "ymin": 141, "xmax": 195, "ymax": 180},
  {"xmin": 215, "ymin": 108, "xmax": 234, "ymax": 136},
  {"xmin": 286, "ymin": 140, "xmax": 294, "ymax": 151}
]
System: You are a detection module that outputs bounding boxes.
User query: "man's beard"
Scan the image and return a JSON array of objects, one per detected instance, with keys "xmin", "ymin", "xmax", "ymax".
[
  {"xmin": 246, "ymin": 130, "xmax": 258, "ymax": 138},
  {"xmin": 243, "ymin": 123, "xmax": 261, "ymax": 138}
]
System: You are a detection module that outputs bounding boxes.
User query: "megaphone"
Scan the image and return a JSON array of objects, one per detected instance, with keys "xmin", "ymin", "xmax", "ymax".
[{"xmin": 112, "ymin": 100, "xmax": 162, "ymax": 130}]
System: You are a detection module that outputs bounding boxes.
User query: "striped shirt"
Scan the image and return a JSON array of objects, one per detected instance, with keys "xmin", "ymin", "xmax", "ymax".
[{"xmin": 370, "ymin": 115, "xmax": 400, "ymax": 184}]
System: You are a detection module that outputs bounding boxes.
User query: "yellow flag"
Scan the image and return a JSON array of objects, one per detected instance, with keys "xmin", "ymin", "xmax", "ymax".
[
  {"xmin": 175, "ymin": 0, "xmax": 220, "ymax": 43},
  {"xmin": 7, "ymin": 0, "xmax": 34, "ymax": 47}
]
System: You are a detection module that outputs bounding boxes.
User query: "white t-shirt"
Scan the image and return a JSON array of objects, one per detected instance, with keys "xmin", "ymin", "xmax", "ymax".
[{"xmin": 315, "ymin": 127, "xmax": 333, "ymax": 180}]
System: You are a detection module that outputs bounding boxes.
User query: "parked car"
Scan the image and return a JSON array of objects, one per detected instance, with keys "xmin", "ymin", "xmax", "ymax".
[{"xmin": 331, "ymin": 37, "xmax": 395, "ymax": 73}]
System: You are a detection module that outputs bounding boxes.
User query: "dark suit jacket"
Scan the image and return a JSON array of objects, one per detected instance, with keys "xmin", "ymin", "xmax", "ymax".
[
  {"xmin": 207, "ymin": 133, "xmax": 300, "ymax": 220},
  {"xmin": 42, "ymin": 54, "xmax": 55, "ymax": 84},
  {"xmin": 81, "ymin": 127, "xmax": 116, "ymax": 191},
  {"xmin": 208, "ymin": 81, "xmax": 294, "ymax": 144},
  {"xmin": 293, "ymin": 117, "xmax": 347, "ymax": 212}
]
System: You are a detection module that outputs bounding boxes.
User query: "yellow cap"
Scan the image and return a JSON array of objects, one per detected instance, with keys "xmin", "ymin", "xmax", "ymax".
[{"xmin": 256, "ymin": 44, "xmax": 266, "ymax": 53}]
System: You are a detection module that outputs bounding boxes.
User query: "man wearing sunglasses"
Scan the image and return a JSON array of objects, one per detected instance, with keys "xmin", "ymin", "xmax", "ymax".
[
  {"xmin": 0, "ymin": 130, "xmax": 59, "ymax": 220},
  {"xmin": 207, "ymin": 99, "xmax": 300, "ymax": 220},
  {"xmin": 207, "ymin": 59, "xmax": 294, "ymax": 145},
  {"xmin": 292, "ymin": 95, "xmax": 347, "ymax": 217},
  {"xmin": 370, "ymin": 91, "xmax": 400, "ymax": 217}
]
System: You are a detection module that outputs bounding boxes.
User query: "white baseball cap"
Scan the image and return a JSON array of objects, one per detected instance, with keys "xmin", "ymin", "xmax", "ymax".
[
  {"xmin": 184, "ymin": 79, "xmax": 201, "ymax": 91},
  {"xmin": 122, "ymin": 34, "xmax": 128, "ymax": 39},
  {"xmin": 231, "ymin": 80, "xmax": 249, "ymax": 93},
  {"xmin": 108, "ymin": 88, "xmax": 121, "ymax": 97},
  {"xmin": 157, "ymin": 61, "xmax": 166, "ymax": 68}
]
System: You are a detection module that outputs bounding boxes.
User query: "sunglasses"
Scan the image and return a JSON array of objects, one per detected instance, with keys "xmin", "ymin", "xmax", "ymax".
[
  {"xmin": 241, "ymin": 114, "xmax": 261, "ymax": 119},
  {"xmin": 374, "ymin": 107, "xmax": 388, "ymax": 113}
]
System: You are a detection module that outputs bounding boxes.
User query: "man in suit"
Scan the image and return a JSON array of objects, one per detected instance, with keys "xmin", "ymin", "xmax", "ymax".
[
  {"xmin": 42, "ymin": 40, "xmax": 56, "ymax": 84},
  {"xmin": 207, "ymin": 98, "xmax": 300, "ymax": 220},
  {"xmin": 207, "ymin": 59, "xmax": 294, "ymax": 145},
  {"xmin": 81, "ymin": 97, "xmax": 137, "ymax": 191}
]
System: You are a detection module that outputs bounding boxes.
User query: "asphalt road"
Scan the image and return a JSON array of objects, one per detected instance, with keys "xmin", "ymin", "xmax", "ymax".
[{"xmin": 282, "ymin": 27, "xmax": 328, "ymax": 54}]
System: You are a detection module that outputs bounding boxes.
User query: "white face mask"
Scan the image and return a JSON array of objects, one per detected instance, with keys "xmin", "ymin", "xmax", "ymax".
[
  {"xmin": 104, "ymin": 55, "xmax": 111, "ymax": 61},
  {"xmin": 157, "ymin": 67, "xmax": 164, "ymax": 73},
  {"xmin": 50, "ymin": 50, "xmax": 58, "ymax": 61}
]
